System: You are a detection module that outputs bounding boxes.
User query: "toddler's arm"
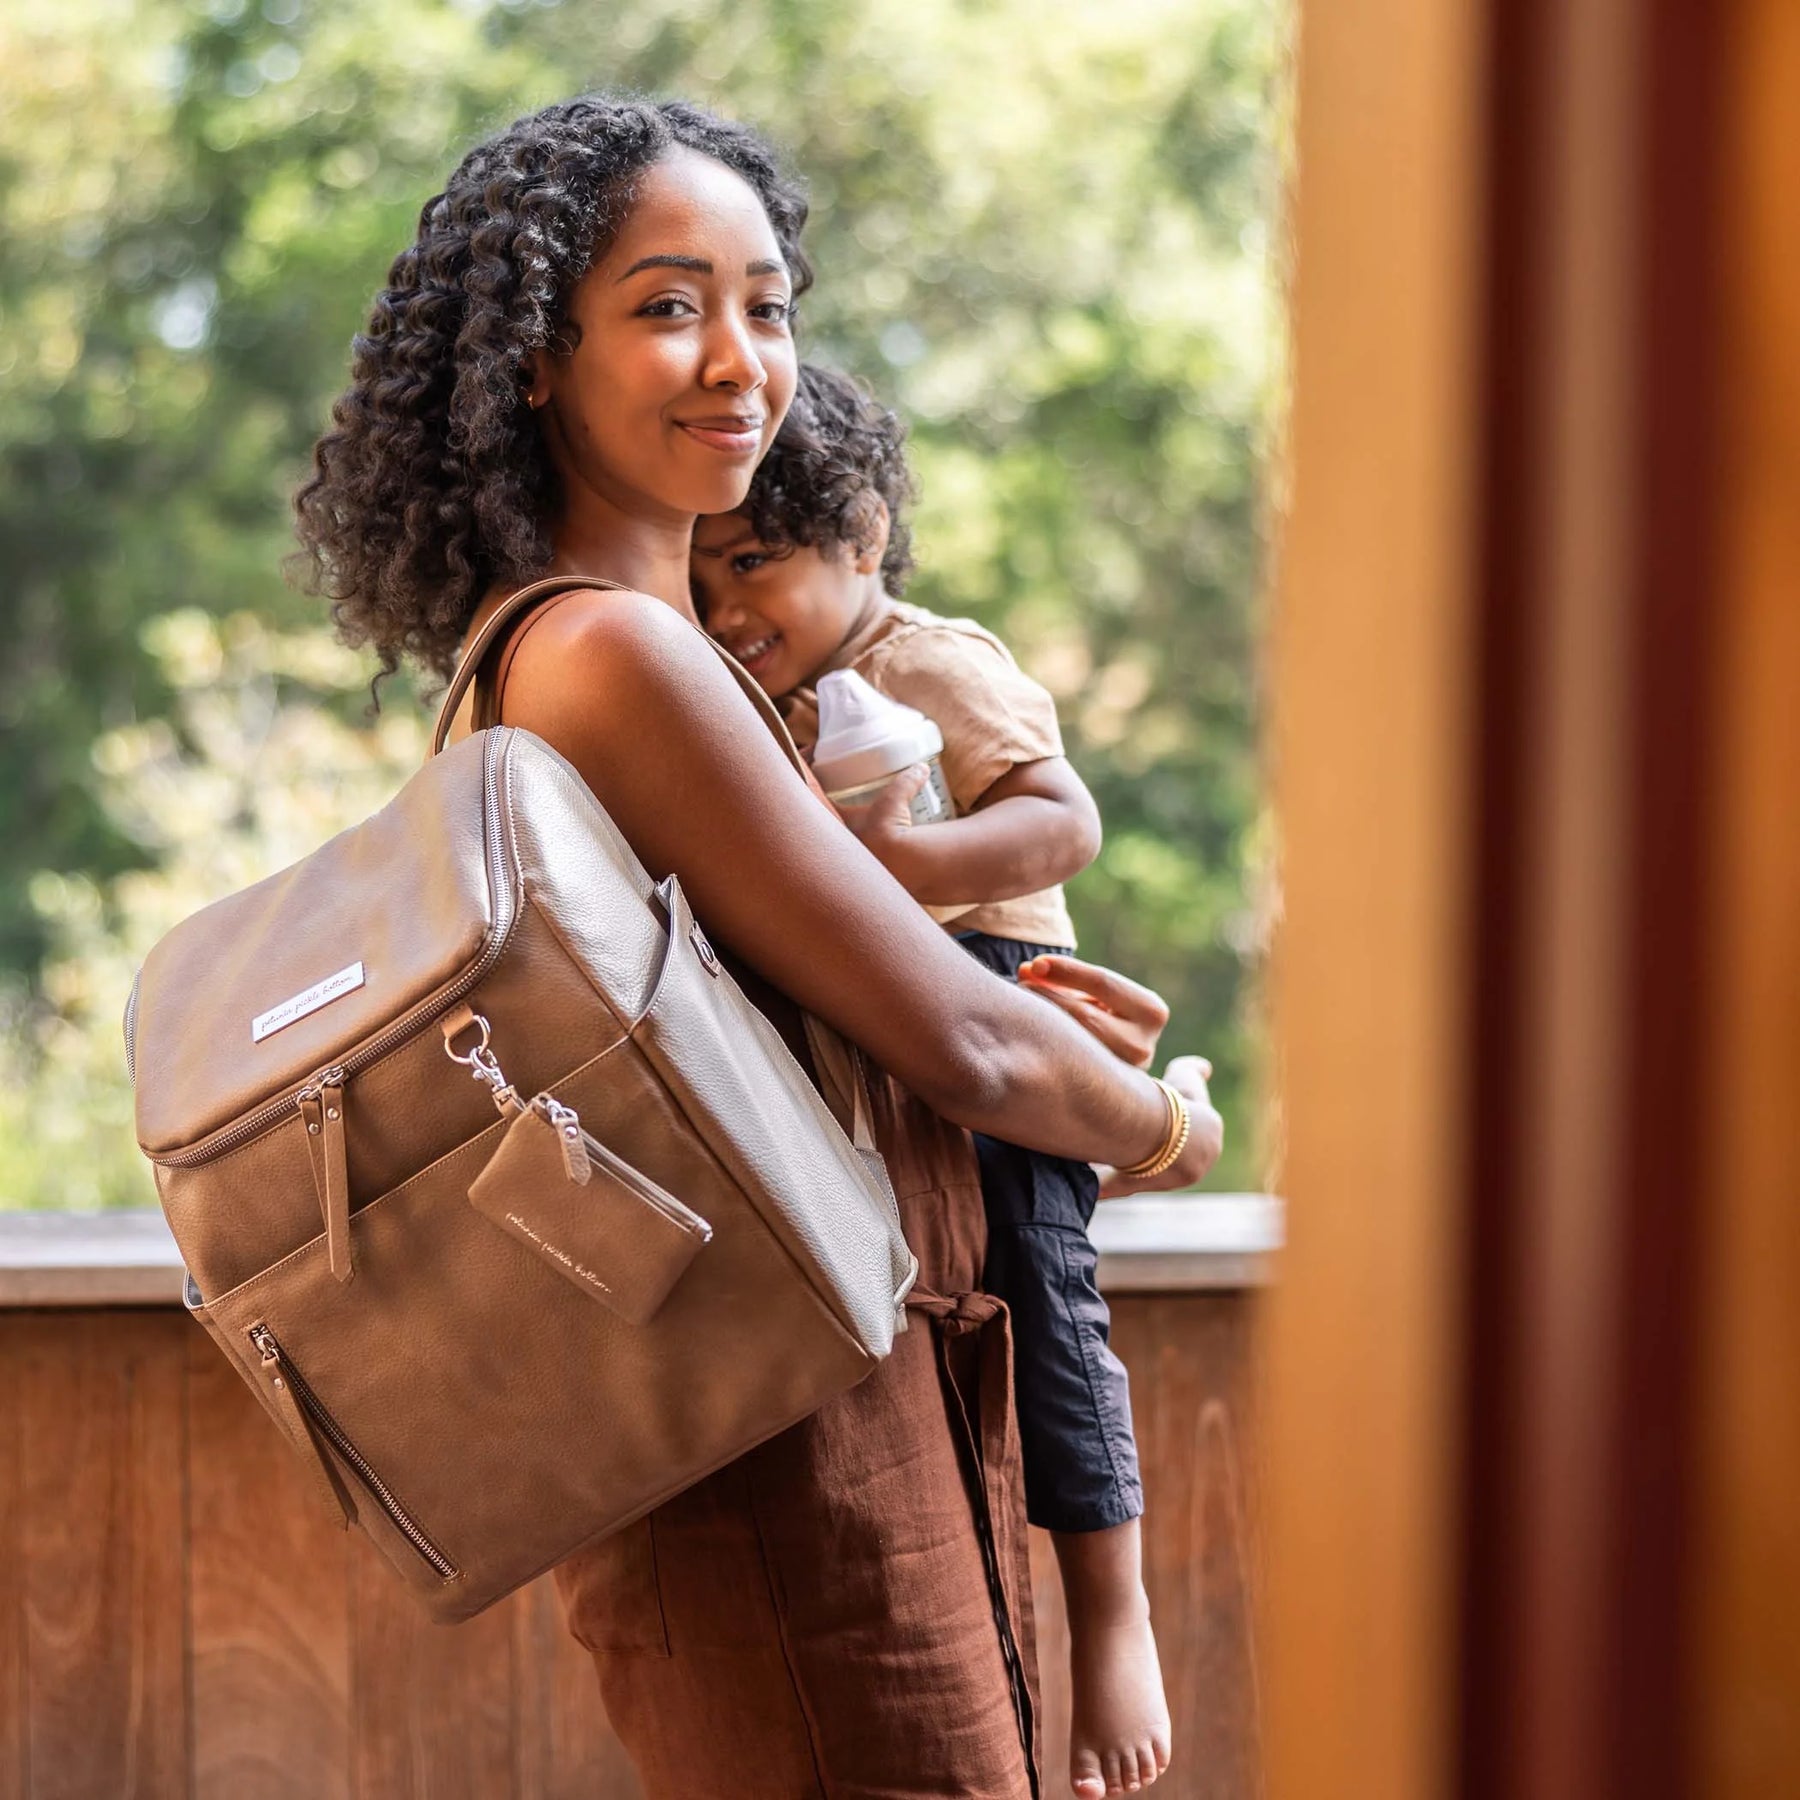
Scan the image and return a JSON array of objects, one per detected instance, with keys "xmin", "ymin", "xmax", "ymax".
[{"xmin": 832, "ymin": 754, "xmax": 1101, "ymax": 907}]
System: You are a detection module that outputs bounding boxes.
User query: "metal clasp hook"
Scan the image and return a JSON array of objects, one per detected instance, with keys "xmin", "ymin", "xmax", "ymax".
[{"xmin": 441, "ymin": 1009, "xmax": 520, "ymax": 1116}]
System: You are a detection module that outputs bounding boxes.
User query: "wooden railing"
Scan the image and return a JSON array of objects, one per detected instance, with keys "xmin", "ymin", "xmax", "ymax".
[{"xmin": 0, "ymin": 1198, "xmax": 1279, "ymax": 1800}]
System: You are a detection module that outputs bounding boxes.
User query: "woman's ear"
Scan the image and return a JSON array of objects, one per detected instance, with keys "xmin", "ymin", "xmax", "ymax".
[
  {"xmin": 522, "ymin": 350, "xmax": 550, "ymax": 411},
  {"xmin": 851, "ymin": 496, "xmax": 892, "ymax": 575}
]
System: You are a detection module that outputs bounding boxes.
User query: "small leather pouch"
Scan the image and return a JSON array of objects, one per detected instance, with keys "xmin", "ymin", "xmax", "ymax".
[{"xmin": 468, "ymin": 1095, "xmax": 712, "ymax": 1325}]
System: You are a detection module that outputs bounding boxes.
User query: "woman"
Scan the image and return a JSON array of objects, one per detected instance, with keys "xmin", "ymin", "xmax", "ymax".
[{"xmin": 296, "ymin": 97, "xmax": 1221, "ymax": 1800}]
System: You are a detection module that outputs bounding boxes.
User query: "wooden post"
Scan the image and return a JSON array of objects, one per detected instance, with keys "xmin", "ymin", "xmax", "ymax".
[{"xmin": 1268, "ymin": 0, "xmax": 1800, "ymax": 1794}]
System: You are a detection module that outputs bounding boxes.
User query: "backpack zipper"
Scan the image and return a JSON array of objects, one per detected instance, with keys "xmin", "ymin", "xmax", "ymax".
[
  {"xmin": 150, "ymin": 731, "xmax": 518, "ymax": 1169},
  {"xmin": 297, "ymin": 1067, "xmax": 354, "ymax": 1282},
  {"xmin": 249, "ymin": 1322, "xmax": 458, "ymax": 1581}
]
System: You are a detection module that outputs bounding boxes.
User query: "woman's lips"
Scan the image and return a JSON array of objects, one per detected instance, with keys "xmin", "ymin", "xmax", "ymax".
[{"xmin": 678, "ymin": 417, "xmax": 764, "ymax": 456}]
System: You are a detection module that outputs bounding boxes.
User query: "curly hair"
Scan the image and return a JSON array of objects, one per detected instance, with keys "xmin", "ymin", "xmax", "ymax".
[
  {"xmin": 293, "ymin": 96, "xmax": 812, "ymax": 681},
  {"xmin": 742, "ymin": 362, "xmax": 917, "ymax": 595}
]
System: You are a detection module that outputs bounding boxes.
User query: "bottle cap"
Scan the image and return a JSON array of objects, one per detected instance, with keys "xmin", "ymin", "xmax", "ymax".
[{"xmin": 810, "ymin": 669, "xmax": 945, "ymax": 793}]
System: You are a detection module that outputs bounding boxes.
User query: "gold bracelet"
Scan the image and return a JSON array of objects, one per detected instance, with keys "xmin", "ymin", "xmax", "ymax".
[{"xmin": 1115, "ymin": 1078, "xmax": 1191, "ymax": 1180}]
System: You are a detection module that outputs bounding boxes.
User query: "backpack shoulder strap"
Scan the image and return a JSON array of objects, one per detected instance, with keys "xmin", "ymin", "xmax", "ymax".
[
  {"xmin": 432, "ymin": 574, "xmax": 814, "ymax": 784},
  {"xmin": 696, "ymin": 631, "xmax": 814, "ymax": 783},
  {"xmin": 431, "ymin": 575, "xmax": 625, "ymax": 754}
]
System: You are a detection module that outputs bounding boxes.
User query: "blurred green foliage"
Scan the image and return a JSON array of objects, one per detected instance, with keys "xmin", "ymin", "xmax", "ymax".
[{"xmin": 0, "ymin": 0, "xmax": 1279, "ymax": 1205}]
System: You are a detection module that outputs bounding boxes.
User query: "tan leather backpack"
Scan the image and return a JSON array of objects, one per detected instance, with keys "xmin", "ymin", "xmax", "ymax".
[{"xmin": 127, "ymin": 577, "xmax": 917, "ymax": 1623}]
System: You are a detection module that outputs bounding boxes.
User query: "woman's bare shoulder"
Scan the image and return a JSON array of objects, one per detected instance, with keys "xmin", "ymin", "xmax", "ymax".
[
  {"xmin": 501, "ymin": 586, "xmax": 736, "ymax": 735},
  {"xmin": 512, "ymin": 584, "xmax": 706, "ymax": 678}
]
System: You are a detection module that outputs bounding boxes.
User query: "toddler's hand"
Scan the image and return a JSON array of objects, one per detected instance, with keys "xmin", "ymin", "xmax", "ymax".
[{"xmin": 831, "ymin": 764, "xmax": 928, "ymax": 866}]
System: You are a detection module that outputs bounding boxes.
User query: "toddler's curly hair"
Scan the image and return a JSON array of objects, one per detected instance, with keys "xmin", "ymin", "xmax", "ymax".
[{"xmin": 742, "ymin": 362, "xmax": 916, "ymax": 594}]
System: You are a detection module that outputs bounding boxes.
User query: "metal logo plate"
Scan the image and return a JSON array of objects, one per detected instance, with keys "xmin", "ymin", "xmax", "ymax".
[{"xmin": 251, "ymin": 960, "xmax": 366, "ymax": 1044}]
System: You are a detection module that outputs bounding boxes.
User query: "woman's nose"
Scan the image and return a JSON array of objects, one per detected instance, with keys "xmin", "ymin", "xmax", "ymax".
[{"xmin": 699, "ymin": 312, "xmax": 767, "ymax": 396}]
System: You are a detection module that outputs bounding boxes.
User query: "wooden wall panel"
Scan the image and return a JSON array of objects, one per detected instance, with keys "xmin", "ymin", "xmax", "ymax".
[
  {"xmin": 1273, "ymin": 0, "xmax": 1796, "ymax": 1789},
  {"xmin": 187, "ymin": 1327, "xmax": 352, "ymax": 1800},
  {"xmin": 0, "ymin": 1321, "xmax": 27, "ymax": 1800},
  {"xmin": 16, "ymin": 1314, "xmax": 189, "ymax": 1799},
  {"xmin": 350, "ymin": 1540, "xmax": 518, "ymax": 1799},
  {"xmin": 1132, "ymin": 1295, "xmax": 1263, "ymax": 1800},
  {"xmin": 508, "ymin": 1574, "xmax": 643, "ymax": 1800},
  {"xmin": 1027, "ymin": 1293, "xmax": 1263, "ymax": 1800},
  {"xmin": 0, "ymin": 1292, "xmax": 1257, "ymax": 1798},
  {"xmin": 1028, "ymin": 1523, "xmax": 1074, "ymax": 1796}
]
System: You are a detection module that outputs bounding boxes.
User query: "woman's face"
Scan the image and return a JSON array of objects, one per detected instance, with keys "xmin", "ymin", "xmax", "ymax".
[{"xmin": 531, "ymin": 147, "xmax": 799, "ymax": 525}]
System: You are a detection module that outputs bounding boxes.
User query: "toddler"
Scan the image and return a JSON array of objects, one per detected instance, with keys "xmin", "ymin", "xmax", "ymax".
[{"xmin": 692, "ymin": 363, "xmax": 1179, "ymax": 1800}]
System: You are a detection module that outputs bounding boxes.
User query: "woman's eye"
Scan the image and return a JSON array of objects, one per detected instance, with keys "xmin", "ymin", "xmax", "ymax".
[
  {"xmin": 750, "ymin": 300, "xmax": 793, "ymax": 325},
  {"xmin": 638, "ymin": 296, "xmax": 698, "ymax": 319},
  {"xmin": 732, "ymin": 553, "xmax": 768, "ymax": 575}
]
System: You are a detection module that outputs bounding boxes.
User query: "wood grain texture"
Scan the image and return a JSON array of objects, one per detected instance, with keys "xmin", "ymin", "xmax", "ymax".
[
  {"xmin": 1134, "ymin": 1294, "xmax": 1264, "ymax": 1800},
  {"xmin": 187, "ymin": 1324, "xmax": 352, "ymax": 1800},
  {"xmin": 0, "ymin": 1292, "xmax": 1258, "ymax": 1797},
  {"xmin": 17, "ymin": 1312, "xmax": 190, "ymax": 1800},
  {"xmin": 1029, "ymin": 1293, "xmax": 1263, "ymax": 1800},
  {"xmin": 350, "ymin": 1534, "xmax": 517, "ymax": 1800}
]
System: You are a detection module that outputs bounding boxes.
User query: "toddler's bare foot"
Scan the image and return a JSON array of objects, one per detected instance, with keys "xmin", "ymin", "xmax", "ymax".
[
  {"xmin": 1068, "ymin": 1597, "xmax": 1171, "ymax": 1796},
  {"xmin": 1054, "ymin": 1522, "xmax": 1172, "ymax": 1797}
]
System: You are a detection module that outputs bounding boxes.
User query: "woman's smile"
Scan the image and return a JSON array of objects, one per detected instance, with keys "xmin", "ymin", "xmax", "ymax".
[{"xmin": 676, "ymin": 410, "xmax": 766, "ymax": 456}]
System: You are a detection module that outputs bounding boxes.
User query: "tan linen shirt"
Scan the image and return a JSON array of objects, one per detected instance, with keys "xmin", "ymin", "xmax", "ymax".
[{"xmin": 781, "ymin": 598, "xmax": 1077, "ymax": 948}]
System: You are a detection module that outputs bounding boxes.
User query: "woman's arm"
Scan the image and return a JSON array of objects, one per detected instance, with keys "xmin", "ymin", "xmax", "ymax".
[
  {"xmin": 831, "ymin": 757, "xmax": 1102, "ymax": 906},
  {"xmin": 502, "ymin": 591, "xmax": 1204, "ymax": 1179}
]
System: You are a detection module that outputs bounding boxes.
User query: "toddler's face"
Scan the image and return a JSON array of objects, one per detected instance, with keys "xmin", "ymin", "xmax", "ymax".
[{"xmin": 690, "ymin": 510, "xmax": 867, "ymax": 698}]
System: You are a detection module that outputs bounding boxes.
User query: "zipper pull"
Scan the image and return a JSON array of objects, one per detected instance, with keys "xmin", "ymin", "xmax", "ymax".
[
  {"xmin": 533, "ymin": 1096, "xmax": 592, "ymax": 1186},
  {"xmin": 298, "ymin": 1067, "xmax": 353, "ymax": 1284},
  {"xmin": 248, "ymin": 1324, "xmax": 350, "ymax": 1529}
]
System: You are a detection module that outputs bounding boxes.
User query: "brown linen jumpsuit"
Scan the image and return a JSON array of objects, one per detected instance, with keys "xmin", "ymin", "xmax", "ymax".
[{"xmin": 555, "ymin": 1057, "xmax": 1043, "ymax": 1798}]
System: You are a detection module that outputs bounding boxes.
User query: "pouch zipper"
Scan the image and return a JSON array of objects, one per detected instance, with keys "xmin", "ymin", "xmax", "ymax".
[
  {"xmin": 154, "ymin": 732, "xmax": 518, "ymax": 1169},
  {"xmin": 567, "ymin": 1114, "xmax": 713, "ymax": 1239},
  {"xmin": 248, "ymin": 1322, "xmax": 458, "ymax": 1581}
]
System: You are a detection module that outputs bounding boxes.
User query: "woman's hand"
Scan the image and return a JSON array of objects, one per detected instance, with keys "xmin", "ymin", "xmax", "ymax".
[
  {"xmin": 1017, "ymin": 953, "xmax": 1170, "ymax": 1069},
  {"xmin": 1096, "ymin": 1055, "xmax": 1226, "ymax": 1198}
]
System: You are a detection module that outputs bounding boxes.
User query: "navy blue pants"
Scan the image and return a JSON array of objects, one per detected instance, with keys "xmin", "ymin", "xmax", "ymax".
[{"xmin": 957, "ymin": 932, "xmax": 1145, "ymax": 1534}]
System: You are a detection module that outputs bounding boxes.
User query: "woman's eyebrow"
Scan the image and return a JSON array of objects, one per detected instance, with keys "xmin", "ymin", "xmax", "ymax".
[{"xmin": 616, "ymin": 254, "xmax": 789, "ymax": 281}]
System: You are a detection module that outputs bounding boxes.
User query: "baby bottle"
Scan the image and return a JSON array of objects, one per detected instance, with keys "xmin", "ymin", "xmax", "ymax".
[{"xmin": 809, "ymin": 669, "xmax": 955, "ymax": 826}]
